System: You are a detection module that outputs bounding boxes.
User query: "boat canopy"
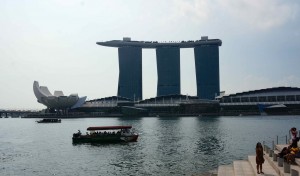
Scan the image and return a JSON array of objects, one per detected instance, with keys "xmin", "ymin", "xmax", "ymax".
[{"xmin": 87, "ymin": 126, "xmax": 132, "ymax": 131}]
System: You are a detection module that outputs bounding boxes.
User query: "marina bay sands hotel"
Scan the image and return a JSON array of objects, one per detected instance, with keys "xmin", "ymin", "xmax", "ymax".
[{"xmin": 97, "ymin": 36, "xmax": 222, "ymax": 101}]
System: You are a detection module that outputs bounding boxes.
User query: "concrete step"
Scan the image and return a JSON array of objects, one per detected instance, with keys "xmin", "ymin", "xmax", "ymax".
[
  {"xmin": 218, "ymin": 165, "xmax": 234, "ymax": 176},
  {"xmin": 248, "ymin": 155, "xmax": 279, "ymax": 176},
  {"xmin": 290, "ymin": 165, "xmax": 300, "ymax": 176},
  {"xmin": 263, "ymin": 150, "xmax": 291, "ymax": 176},
  {"xmin": 233, "ymin": 160, "xmax": 255, "ymax": 176}
]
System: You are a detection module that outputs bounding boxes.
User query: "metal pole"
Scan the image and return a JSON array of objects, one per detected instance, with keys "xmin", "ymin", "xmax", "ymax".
[{"xmin": 272, "ymin": 141, "xmax": 275, "ymax": 150}]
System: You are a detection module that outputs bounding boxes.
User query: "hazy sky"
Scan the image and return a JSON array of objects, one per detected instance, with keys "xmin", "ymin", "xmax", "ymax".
[{"xmin": 1, "ymin": 0, "xmax": 300, "ymax": 109}]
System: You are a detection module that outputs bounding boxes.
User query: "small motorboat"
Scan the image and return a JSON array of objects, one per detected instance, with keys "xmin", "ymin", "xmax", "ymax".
[{"xmin": 36, "ymin": 119, "xmax": 61, "ymax": 123}]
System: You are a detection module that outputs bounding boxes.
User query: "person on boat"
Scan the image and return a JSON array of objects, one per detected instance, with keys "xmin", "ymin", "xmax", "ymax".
[{"xmin": 256, "ymin": 142, "xmax": 264, "ymax": 174}]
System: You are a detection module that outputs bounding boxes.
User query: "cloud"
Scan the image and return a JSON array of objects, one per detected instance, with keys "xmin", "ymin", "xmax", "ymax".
[
  {"xmin": 172, "ymin": 0, "xmax": 298, "ymax": 31},
  {"xmin": 224, "ymin": 74, "xmax": 300, "ymax": 94},
  {"xmin": 276, "ymin": 75, "xmax": 300, "ymax": 87},
  {"xmin": 219, "ymin": 0, "xmax": 298, "ymax": 31},
  {"xmin": 240, "ymin": 75, "xmax": 274, "ymax": 92},
  {"xmin": 173, "ymin": 0, "xmax": 212, "ymax": 23}
]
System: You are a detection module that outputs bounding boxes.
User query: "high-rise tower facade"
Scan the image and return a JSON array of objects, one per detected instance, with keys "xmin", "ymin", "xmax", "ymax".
[
  {"xmin": 156, "ymin": 47, "xmax": 180, "ymax": 96},
  {"xmin": 194, "ymin": 45, "xmax": 220, "ymax": 99},
  {"xmin": 117, "ymin": 47, "xmax": 142, "ymax": 101}
]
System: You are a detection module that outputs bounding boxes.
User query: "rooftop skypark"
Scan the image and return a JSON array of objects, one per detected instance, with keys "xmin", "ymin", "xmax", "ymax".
[{"xmin": 96, "ymin": 36, "xmax": 222, "ymax": 48}]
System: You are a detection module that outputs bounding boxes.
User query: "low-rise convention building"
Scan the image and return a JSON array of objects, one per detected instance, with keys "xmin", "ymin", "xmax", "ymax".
[{"xmin": 216, "ymin": 87, "xmax": 300, "ymax": 115}]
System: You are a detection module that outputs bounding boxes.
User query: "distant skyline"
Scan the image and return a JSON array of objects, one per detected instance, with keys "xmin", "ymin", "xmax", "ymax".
[{"xmin": 1, "ymin": 0, "xmax": 300, "ymax": 109}]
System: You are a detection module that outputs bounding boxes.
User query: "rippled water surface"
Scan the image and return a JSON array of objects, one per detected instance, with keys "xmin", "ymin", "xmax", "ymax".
[{"xmin": 1, "ymin": 116, "xmax": 300, "ymax": 176}]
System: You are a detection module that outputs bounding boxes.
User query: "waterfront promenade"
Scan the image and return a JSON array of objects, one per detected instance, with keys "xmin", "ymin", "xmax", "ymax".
[{"xmin": 217, "ymin": 143, "xmax": 300, "ymax": 176}]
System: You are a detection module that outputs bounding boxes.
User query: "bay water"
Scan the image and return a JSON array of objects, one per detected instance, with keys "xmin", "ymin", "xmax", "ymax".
[{"xmin": 1, "ymin": 116, "xmax": 299, "ymax": 176}]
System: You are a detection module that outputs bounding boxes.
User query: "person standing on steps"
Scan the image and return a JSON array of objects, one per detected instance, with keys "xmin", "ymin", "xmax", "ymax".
[{"xmin": 256, "ymin": 142, "xmax": 265, "ymax": 174}]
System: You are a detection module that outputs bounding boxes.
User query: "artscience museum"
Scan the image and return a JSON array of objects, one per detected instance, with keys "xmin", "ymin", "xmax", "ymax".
[{"xmin": 33, "ymin": 81, "xmax": 86, "ymax": 111}]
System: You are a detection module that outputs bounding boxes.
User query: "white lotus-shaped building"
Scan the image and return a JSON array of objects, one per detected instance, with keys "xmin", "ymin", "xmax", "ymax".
[{"xmin": 33, "ymin": 81, "xmax": 86, "ymax": 109}]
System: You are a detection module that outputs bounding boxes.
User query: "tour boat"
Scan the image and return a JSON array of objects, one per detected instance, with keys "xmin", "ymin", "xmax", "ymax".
[
  {"xmin": 72, "ymin": 125, "xmax": 139, "ymax": 144},
  {"xmin": 36, "ymin": 118, "xmax": 61, "ymax": 123}
]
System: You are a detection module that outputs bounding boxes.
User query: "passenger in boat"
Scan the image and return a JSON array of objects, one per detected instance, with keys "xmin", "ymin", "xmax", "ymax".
[
  {"xmin": 256, "ymin": 142, "xmax": 264, "ymax": 174},
  {"xmin": 73, "ymin": 130, "xmax": 81, "ymax": 138}
]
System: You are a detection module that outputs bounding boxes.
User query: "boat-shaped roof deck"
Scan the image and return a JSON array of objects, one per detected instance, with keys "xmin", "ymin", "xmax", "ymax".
[{"xmin": 97, "ymin": 37, "xmax": 222, "ymax": 48}]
